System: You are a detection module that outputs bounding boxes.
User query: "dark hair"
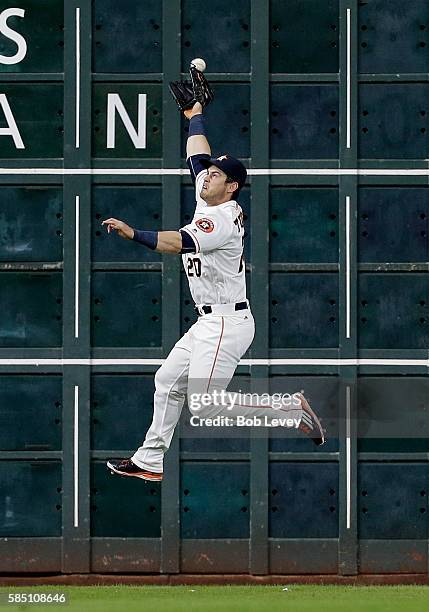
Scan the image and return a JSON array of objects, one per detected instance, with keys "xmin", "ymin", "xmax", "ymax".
[{"xmin": 225, "ymin": 176, "xmax": 240, "ymax": 200}]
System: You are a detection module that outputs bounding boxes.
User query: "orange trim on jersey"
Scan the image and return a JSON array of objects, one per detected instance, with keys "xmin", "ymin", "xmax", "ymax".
[{"xmin": 206, "ymin": 316, "xmax": 225, "ymax": 393}]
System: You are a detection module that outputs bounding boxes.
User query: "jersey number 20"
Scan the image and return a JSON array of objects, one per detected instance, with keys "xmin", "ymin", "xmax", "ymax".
[{"xmin": 187, "ymin": 257, "xmax": 202, "ymax": 277}]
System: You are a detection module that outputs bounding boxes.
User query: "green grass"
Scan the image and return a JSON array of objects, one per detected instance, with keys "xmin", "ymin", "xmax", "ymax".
[{"xmin": 0, "ymin": 585, "xmax": 428, "ymax": 612}]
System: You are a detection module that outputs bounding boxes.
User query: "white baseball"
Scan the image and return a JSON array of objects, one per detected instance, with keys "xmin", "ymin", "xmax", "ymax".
[{"xmin": 191, "ymin": 58, "xmax": 206, "ymax": 72}]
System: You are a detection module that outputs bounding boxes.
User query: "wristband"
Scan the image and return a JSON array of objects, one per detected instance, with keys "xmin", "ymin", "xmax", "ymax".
[
  {"xmin": 132, "ymin": 230, "xmax": 158, "ymax": 250},
  {"xmin": 188, "ymin": 114, "xmax": 206, "ymax": 137}
]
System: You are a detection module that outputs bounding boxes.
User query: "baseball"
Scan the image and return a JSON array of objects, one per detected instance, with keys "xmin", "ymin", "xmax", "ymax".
[{"xmin": 191, "ymin": 58, "xmax": 206, "ymax": 72}]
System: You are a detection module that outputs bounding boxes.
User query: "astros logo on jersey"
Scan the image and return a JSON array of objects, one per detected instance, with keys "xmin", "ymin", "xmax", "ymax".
[{"xmin": 195, "ymin": 218, "xmax": 215, "ymax": 233}]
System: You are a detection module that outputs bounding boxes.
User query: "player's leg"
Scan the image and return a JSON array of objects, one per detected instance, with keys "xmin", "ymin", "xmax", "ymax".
[
  {"xmin": 186, "ymin": 312, "xmax": 256, "ymax": 408},
  {"xmin": 107, "ymin": 330, "xmax": 192, "ymax": 480},
  {"xmin": 187, "ymin": 314, "xmax": 324, "ymax": 444},
  {"xmin": 131, "ymin": 344, "xmax": 191, "ymax": 473},
  {"xmin": 187, "ymin": 312, "xmax": 279, "ymax": 418}
]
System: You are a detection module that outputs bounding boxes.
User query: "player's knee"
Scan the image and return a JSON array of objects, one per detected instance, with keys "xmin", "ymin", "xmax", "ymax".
[
  {"xmin": 154, "ymin": 370, "xmax": 164, "ymax": 392},
  {"xmin": 154, "ymin": 366, "xmax": 174, "ymax": 391},
  {"xmin": 155, "ymin": 366, "xmax": 187, "ymax": 400}
]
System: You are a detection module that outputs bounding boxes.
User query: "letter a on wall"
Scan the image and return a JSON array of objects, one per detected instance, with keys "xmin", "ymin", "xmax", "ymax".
[{"xmin": 0, "ymin": 94, "xmax": 24, "ymax": 148}]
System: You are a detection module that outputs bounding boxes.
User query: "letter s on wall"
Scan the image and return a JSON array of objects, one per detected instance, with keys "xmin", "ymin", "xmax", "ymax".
[{"xmin": 0, "ymin": 9, "xmax": 27, "ymax": 65}]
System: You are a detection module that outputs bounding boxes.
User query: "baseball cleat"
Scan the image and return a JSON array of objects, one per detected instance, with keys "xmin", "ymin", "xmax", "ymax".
[
  {"xmin": 295, "ymin": 392, "xmax": 326, "ymax": 446},
  {"xmin": 106, "ymin": 458, "xmax": 163, "ymax": 482}
]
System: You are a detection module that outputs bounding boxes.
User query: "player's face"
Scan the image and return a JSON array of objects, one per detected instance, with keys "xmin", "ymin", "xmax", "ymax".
[{"xmin": 200, "ymin": 166, "xmax": 235, "ymax": 205}]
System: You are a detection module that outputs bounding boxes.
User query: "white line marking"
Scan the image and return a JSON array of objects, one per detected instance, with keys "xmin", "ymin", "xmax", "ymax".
[
  {"xmin": 346, "ymin": 385, "xmax": 351, "ymax": 529},
  {"xmin": 74, "ymin": 385, "xmax": 79, "ymax": 528},
  {"xmin": 0, "ymin": 168, "xmax": 428, "ymax": 176},
  {"xmin": 246, "ymin": 169, "xmax": 429, "ymax": 176},
  {"xmin": 346, "ymin": 8, "xmax": 351, "ymax": 149},
  {"xmin": 244, "ymin": 169, "xmax": 429, "ymax": 176},
  {"xmin": 75, "ymin": 195, "xmax": 79, "ymax": 338},
  {"xmin": 0, "ymin": 358, "xmax": 427, "ymax": 366},
  {"xmin": 346, "ymin": 196, "xmax": 351, "ymax": 339},
  {"xmin": 242, "ymin": 358, "xmax": 429, "ymax": 367},
  {"xmin": 75, "ymin": 8, "xmax": 80, "ymax": 148}
]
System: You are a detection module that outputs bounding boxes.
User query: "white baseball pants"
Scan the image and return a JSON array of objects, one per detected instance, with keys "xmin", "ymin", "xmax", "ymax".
[{"xmin": 132, "ymin": 309, "xmax": 302, "ymax": 473}]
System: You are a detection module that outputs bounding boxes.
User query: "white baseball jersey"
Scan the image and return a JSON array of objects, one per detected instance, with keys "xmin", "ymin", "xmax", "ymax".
[{"xmin": 180, "ymin": 166, "xmax": 246, "ymax": 306}]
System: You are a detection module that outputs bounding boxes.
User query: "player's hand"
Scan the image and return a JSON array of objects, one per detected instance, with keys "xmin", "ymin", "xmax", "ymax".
[
  {"xmin": 101, "ymin": 218, "xmax": 134, "ymax": 240},
  {"xmin": 184, "ymin": 101, "xmax": 203, "ymax": 120}
]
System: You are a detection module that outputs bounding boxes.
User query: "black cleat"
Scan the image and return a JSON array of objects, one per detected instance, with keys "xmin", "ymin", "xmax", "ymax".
[
  {"xmin": 106, "ymin": 458, "xmax": 163, "ymax": 482},
  {"xmin": 296, "ymin": 392, "xmax": 326, "ymax": 446}
]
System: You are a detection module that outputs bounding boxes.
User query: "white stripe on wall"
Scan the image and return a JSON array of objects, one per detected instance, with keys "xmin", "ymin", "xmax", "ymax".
[
  {"xmin": 346, "ymin": 8, "xmax": 351, "ymax": 149},
  {"xmin": 0, "ymin": 168, "xmax": 428, "ymax": 176},
  {"xmin": 74, "ymin": 385, "xmax": 79, "ymax": 528},
  {"xmin": 75, "ymin": 195, "xmax": 80, "ymax": 339},
  {"xmin": 0, "ymin": 358, "xmax": 427, "ymax": 366},
  {"xmin": 346, "ymin": 385, "xmax": 351, "ymax": 529},
  {"xmin": 75, "ymin": 8, "xmax": 81, "ymax": 149},
  {"xmin": 346, "ymin": 195, "xmax": 351, "ymax": 339}
]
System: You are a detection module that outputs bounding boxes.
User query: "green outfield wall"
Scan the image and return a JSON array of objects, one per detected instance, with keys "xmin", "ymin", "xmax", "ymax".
[{"xmin": 0, "ymin": 0, "xmax": 428, "ymax": 575}]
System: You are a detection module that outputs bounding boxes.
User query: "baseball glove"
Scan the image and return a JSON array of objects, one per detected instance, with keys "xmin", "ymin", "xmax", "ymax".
[{"xmin": 169, "ymin": 65, "xmax": 214, "ymax": 111}]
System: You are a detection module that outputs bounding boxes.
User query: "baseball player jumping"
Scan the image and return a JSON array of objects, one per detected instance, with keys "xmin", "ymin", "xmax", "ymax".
[{"xmin": 104, "ymin": 99, "xmax": 325, "ymax": 482}]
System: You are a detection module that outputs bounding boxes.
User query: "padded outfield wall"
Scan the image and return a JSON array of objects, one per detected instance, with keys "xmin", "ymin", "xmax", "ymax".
[{"xmin": 0, "ymin": 0, "xmax": 428, "ymax": 575}]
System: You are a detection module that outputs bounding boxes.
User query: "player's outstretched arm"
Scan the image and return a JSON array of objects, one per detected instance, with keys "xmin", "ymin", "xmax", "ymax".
[
  {"xmin": 102, "ymin": 214, "xmax": 226, "ymax": 256},
  {"xmin": 101, "ymin": 218, "xmax": 193, "ymax": 255},
  {"xmin": 154, "ymin": 231, "xmax": 182, "ymax": 253},
  {"xmin": 185, "ymin": 102, "xmax": 210, "ymax": 159},
  {"xmin": 101, "ymin": 217, "xmax": 133, "ymax": 239}
]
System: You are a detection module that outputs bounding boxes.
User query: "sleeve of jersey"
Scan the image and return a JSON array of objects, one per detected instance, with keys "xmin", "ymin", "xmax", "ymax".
[
  {"xmin": 187, "ymin": 153, "xmax": 210, "ymax": 185},
  {"xmin": 180, "ymin": 212, "xmax": 231, "ymax": 254},
  {"xmin": 187, "ymin": 154, "xmax": 210, "ymax": 208}
]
